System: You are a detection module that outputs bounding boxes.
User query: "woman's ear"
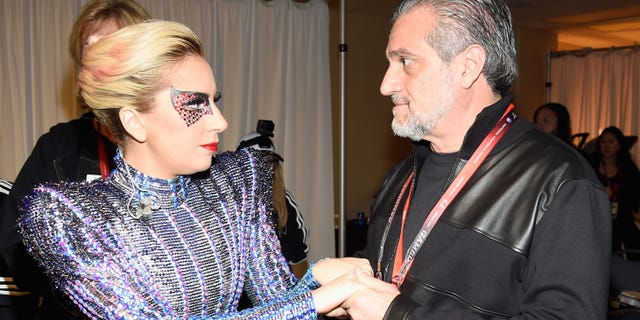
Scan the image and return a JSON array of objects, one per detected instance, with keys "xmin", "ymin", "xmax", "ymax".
[
  {"xmin": 459, "ymin": 44, "xmax": 486, "ymax": 89},
  {"xmin": 119, "ymin": 107, "xmax": 147, "ymax": 143}
]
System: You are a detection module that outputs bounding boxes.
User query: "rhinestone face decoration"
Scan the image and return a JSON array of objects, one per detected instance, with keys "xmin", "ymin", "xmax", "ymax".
[{"xmin": 170, "ymin": 86, "xmax": 214, "ymax": 126}]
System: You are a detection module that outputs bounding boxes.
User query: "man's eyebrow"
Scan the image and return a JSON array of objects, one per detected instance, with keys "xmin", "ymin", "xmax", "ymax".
[{"xmin": 388, "ymin": 48, "xmax": 413, "ymax": 58}]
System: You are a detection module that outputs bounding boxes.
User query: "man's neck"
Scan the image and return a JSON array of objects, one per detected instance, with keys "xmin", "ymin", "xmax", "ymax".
[{"xmin": 428, "ymin": 93, "xmax": 502, "ymax": 153}]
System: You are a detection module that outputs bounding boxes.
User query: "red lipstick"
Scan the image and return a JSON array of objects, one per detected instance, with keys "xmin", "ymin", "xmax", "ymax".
[{"xmin": 202, "ymin": 142, "xmax": 218, "ymax": 152}]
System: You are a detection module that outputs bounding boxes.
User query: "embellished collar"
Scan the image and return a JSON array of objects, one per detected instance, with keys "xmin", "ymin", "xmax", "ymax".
[{"xmin": 110, "ymin": 149, "xmax": 190, "ymax": 220}]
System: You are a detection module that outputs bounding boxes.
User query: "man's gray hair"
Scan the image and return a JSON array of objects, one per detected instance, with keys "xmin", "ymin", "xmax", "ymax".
[{"xmin": 391, "ymin": 0, "xmax": 518, "ymax": 94}]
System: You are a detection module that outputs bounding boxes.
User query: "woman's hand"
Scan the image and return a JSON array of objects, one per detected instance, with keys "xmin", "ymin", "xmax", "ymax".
[{"xmin": 312, "ymin": 257, "xmax": 373, "ymax": 285}]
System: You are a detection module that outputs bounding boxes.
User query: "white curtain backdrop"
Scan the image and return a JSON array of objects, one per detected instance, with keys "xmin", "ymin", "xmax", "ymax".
[
  {"xmin": 549, "ymin": 48, "xmax": 640, "ymax": 164},
  {"xmin": 0, "ymin": 0, "xmax": 334, "ymax": 260}
]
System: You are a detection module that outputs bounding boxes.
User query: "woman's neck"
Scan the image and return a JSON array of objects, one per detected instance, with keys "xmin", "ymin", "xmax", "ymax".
[
  {"xmin": 121, "ymin": 146, "xmax": 176, "ymax": 180},
  {"xmin": 602, "ymin": 154, "xmax": 616, "ymax": 165},
  {"xmin": 601, "ymin": 156, "xmax": 618, "ymax": 176}
]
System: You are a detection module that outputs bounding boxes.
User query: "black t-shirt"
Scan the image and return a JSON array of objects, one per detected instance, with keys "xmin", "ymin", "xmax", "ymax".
[{"xmin": 402, "ymin": 150, "xmax": 459, "ymax": 258}]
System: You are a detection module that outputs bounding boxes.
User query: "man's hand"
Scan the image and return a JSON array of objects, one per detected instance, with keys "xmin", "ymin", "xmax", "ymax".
[
  {"xmin": 342, "ymin": 268, "xmax": 400, "ymax": 320},
  {"xmin": 311, "ymin": 268, "xmax": 368, "ymax": 315},
  {"xmin": 312, "ymin": 257, "xmax": 373, "ymax": 285}
]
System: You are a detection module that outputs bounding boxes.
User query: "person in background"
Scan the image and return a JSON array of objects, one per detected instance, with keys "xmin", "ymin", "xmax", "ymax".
[
  {"xmin": 17, "ymin": 19, "xmax": 369, "ymax": 319},
  {"xmin": 0, "ymin": 179, "xmax": 36, "ymax": 320},
  {"xmin": 533, "ymin": 102, "xmax": 573, "ymax": 146},
  {"xmin": 613, "ymin": 197, "xmax": 640, "ymax": 261},
  {"xmin": 0, "ymin": 180, "xmax": 11, "ymax": 201},
  {"xmin": 588, "ymin": 126, "xmax": 640, "ymax": 222},
  {"xmin": 237, "ymin": 121, "xmax": 310, "ymax": 278},
  {"xmin": 0, "ymin": 1, "xmax": 150, "ymax": 318},
  {"xmin": 341, "ymin": 0, "xmax": 611, "ymax": 319},
  {"xmin": 609, "ymin": 196, "xmax": 640, "ymax": 313}
]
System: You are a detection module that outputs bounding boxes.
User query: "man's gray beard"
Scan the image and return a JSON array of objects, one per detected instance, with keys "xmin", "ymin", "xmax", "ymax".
[{"xmin": 392, "ymin": 108, "xmax": 442, "ymax": 142}]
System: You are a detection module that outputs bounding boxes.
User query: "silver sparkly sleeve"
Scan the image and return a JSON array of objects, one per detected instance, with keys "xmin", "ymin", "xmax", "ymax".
[
  {"xmin": 242, "ymin": 152, "xmax": 308, "ymax": 305},
  {"xmin": 18, "ymin": 185, "xmax": 175, "ymax": 319},
  {"xmin": 232, "ymin": 150, "xmax": 319, "ymax": 319}
]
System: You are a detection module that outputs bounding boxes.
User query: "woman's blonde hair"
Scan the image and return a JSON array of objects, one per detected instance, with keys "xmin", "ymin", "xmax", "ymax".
[
  {"xmin": 69, "ymin": 0, "xmax": 150, "ymax": 72},
  {"xmin": 78, "ymin": 20, "xmax": 203, "ymax": 144},
  {"xmin": 270, "ymin": 157, "xmax": 288, "ymax": 230}
]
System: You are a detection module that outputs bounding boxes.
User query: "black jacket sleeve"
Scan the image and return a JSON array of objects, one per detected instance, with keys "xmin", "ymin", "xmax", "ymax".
[
  {"xmin": 0, "ymin": 118, "xmax": 92, "ymax": 292},
  {"xmin": 385, "ymin": 179, "xmax": 611, "ymax": 320}
]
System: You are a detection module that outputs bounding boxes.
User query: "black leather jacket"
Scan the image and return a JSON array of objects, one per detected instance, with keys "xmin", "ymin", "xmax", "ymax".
[{"xmin": 359, "ymin": 95, "xmax": 611, "ymax": 319}]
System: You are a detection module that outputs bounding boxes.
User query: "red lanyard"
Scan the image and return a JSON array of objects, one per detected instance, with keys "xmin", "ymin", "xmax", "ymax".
[
  {"xmin": 393, "ymin": 171, "xmax": 415, "ymax": 276},
  {"xmin": 377, "ymin": 104, "xmax": 516, "ymax": 288},
  {"xmin": 97, "ymin": 135, "xmax": 110, "ymax": 179},
  {"xmin": 94, "ymin": 119, "xmax": 111, "ymax": 179}
]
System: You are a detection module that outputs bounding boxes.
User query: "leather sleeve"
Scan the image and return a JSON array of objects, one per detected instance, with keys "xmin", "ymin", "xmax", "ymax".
[{"xmin": 383, "ymin": 293, "xmax": 418, "ymax": 320}]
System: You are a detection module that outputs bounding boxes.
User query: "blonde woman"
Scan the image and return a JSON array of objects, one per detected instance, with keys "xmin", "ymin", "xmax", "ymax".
[
  {"xmin": 0, "ymin": 1, "xmax": 150, "ymax": 318},
  {"xmin": 18, "ymin": 20, "xmax": 367, "ymax": 319}
]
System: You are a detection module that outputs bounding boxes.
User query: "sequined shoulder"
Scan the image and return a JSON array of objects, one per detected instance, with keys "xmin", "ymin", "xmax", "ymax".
[
  {"xmin": 18, "ymin": 178, "xmax": 125, "ymax": 270},
  {"xmin": 210, "ymin": 149, "xmax": 273, "ymax": 182},
  {"xmin": 204, "ymin": 149, "xmax": 274, "ymax": 211},
  {"xmin": 22, "ymin": 178, "xmax": 121, "ymax": 215}
]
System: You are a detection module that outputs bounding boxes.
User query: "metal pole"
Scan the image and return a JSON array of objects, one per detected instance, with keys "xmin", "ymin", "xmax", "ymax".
[
  {"xmin": 338, "ymin": 0, "xmax": 346, "ymax": 257},
  {"xmin": 545, "ymin": 48, "xmax": 551, "ymax": 103}
]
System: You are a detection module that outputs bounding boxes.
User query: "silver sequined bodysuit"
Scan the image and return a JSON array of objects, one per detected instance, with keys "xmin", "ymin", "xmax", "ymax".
[{"xmin": 18, "ymin": 149, "xmax": 318, "ymax": 319}]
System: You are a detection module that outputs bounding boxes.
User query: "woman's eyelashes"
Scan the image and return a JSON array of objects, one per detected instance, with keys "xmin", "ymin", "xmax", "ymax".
[{"xmin": 171, "ymin": 86, "xmax": 214, "ymax": 126}]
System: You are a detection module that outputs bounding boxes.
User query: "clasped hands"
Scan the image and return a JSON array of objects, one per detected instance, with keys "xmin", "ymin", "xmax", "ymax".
[{"xmin": 310, "ymin": 257, "xmax": 400, "ymax": 320}]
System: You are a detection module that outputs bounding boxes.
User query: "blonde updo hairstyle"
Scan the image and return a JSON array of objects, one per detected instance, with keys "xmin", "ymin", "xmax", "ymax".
[
  {"xmin": 78, "ymin": 20, "xmax": 204, "ymax": 145},
  {"xmin": 69, "ymin": 0, "xmax": 150, "ymax": 73}
]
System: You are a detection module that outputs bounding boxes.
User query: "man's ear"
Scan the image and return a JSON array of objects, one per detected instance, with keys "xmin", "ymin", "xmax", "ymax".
[
  {"xmin": 459, "ymin": 44, "xmax": 486, "ymax": 89},
  {"xmin": 119, "ymin": 107, "xmax": 147, "ymax": 143}
]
